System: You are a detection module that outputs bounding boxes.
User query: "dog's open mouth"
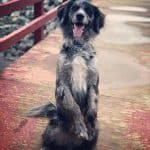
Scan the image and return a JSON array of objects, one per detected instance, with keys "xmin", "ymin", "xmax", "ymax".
[{"xmin": 73, "ymin": 24, "xmax": 85, "ymax": 38}]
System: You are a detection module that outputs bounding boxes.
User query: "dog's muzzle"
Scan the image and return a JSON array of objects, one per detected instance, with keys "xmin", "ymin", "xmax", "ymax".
[{"xmin": 72, "ymin": 11, "xmax": 88, "ymax": 38}]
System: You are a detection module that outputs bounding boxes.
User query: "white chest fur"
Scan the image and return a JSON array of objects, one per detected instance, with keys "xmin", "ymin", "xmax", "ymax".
[{"xmin": 71, "ymin": 56, "xmax": 87, "ymax": 93}]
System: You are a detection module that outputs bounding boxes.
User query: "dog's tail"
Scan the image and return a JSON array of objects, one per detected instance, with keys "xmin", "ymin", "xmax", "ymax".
[{"xmin": 27, "ymin": 102, "xmax": 57, "ymax": 119}]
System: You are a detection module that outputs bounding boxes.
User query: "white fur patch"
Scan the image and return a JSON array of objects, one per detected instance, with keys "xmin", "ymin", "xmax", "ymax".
[{"xmin": 71, "ymin": 56, "xmax": 87, "ymax": 93}]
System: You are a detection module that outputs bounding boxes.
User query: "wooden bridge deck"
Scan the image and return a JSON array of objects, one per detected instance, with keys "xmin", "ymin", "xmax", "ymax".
[{"xmin": 0, "ymin": 0, "xmax": 150, "ymax": 149}]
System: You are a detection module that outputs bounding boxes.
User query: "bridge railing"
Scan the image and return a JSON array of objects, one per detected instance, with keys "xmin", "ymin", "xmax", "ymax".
[{"xmin": 0, "ymin": 0, "xmax": 67, "ymax": 52}]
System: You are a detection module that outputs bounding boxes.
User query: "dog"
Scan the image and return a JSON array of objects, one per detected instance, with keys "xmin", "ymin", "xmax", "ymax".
[{"xmin": 28, "ymin": 0, "xmax": 105, "ymax": 149}]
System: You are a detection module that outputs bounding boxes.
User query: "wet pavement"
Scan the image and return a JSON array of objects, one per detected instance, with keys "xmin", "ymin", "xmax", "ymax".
[
  {"xmin": 0, "ymin": 0, "xmax": 150, "ymax": 149},
  {"xmin": 95, "ymin": 0, "xmax": 150, "ymax": 149}
]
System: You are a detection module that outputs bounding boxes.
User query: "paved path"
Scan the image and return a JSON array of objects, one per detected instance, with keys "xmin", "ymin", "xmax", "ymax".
[
  {"xmin": 95, "ymin": 0, "xmax": 150, "ymax": 149},
  {"xmin": 0, "ymin": 0, "xmax": 150, "ymax": 149}
]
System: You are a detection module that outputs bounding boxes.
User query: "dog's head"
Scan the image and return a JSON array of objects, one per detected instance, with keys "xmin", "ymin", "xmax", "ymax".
[{"xmin": 57, "ymin": 0, "xmax": 105, "ymax": 40}]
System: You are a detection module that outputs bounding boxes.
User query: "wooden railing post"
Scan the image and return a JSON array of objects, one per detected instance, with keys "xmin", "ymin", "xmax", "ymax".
[
  {"xmin": 0, "ymin": 0, "xmax": 68, "ymax": 52},
  {"xmin": 34, "ymin": 0, "xmax": 44, "ymax": 44}
]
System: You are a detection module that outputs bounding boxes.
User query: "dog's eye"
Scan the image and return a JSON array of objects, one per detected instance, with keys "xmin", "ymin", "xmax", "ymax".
[
  {"xmin": 71, "ymin": 5, "xmax": 80, "ymax": 12},
  {"xmin": 84, "ymin": 7, "xmax": 93, "ymax": 17},
  {"xmin": 82, "ymin": 3, "xmax": 93, "ymax": 17}
]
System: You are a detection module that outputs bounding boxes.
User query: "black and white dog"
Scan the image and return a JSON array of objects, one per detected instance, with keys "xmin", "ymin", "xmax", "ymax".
[{"xmin": 28, "ymin": 0, "xmax": 104, "ymax": 149}]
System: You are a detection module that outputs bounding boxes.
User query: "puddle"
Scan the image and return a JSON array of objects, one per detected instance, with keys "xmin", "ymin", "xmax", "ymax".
[
  {"xmin": 110, "ymin": 6, "xmax": 148, "ymax": 12},
  {"xmin": 100, "ymin": 14, "xmax": 150, "ymax": 45}
]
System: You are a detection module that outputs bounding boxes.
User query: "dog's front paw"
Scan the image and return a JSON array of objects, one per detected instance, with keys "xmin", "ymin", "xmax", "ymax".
[
  {"xmin": 87, "ymin": 109, "xmax": 97, "ymax": 122},
  {"xmin": 88, "ymin": 126, "xmax": 98, "ymax": 141},
  {"xmin": 75, "ymin": 120, "xmax": 88, "ymax": 140}
]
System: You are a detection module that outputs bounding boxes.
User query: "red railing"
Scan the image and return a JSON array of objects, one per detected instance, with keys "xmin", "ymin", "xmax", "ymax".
[{"xmin": 0, "ymin": 0, "xmax": 68, "ymax": 52}]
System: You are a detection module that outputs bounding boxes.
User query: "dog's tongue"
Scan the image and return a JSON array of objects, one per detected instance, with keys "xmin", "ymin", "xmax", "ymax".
[{"xmin": 73, "ymin": 24, "xmax": 84, "ymax": 38}]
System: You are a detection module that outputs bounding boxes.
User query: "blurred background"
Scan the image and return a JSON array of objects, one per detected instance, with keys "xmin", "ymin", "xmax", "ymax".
[
  {"xmin": 0, "ymin": 0, "xmax": 62, "ymax": 69},
  {"xmin": 0, "ymin": 0, "xmax": 150, "ymax": 149}
]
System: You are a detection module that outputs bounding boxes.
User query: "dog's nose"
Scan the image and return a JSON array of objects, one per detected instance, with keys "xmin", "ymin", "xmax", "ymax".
[{"xmin": 76, "ymin": 13, "xmax": 84, "ymax": 21}]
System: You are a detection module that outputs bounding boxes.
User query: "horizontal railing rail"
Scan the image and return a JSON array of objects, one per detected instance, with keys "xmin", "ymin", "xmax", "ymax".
[
  {"xmin": 0, "ymin": 0, "xmax": 42, "ymax": 17},
  {"xmin": 0, "ymin": 0, "xmax": 68, "ymax": 52}
]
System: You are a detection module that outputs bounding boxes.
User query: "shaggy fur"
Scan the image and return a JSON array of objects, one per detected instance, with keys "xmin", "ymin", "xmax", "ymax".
[{"xmin": 28, "ymin": 0, "xmax": 104, "ymax": 149}]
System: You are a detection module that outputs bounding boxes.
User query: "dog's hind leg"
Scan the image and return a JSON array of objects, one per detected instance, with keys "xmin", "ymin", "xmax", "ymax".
[{"xmin": 42, "ymin": 122, "xmax": 75, "ymax": 150}]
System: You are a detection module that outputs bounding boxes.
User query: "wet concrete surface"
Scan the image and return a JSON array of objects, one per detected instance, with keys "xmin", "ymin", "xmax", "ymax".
[
  {"xmin": 0, "ymin": 0, "xmax": 150, "ymax": 149},
  {"xmin": 95, "ymin": 0, "xmax": 150, "ymax": 149}
]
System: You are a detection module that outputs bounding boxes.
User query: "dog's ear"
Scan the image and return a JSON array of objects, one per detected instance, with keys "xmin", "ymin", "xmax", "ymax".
[
  {"xmin": 92, "ymin": 6, "xmax": 105, "ymax": 34},
  {"xmin": 57, "ymin": 5, "xmax": 66, "ymax": 26},
  {"xmin": 57, "ymin": 1, "xmax": 73, "ymax": 26}
]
